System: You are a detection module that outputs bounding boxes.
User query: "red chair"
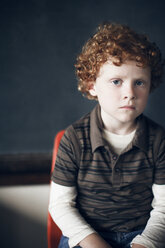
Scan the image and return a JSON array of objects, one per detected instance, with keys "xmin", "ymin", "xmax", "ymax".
[{"xmin": 47, "ymin": 130, "xmax": 65, "ymax": 248}]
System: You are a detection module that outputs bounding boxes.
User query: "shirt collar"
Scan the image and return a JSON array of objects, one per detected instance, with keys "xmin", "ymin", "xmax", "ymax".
[
  {"xmin": 90, "ymin": 104, "xmax": 106, "ymax": 153},
  {"xmin": 90, "ymin": 104, "xmax": 149, "ymax": 153},
  {"xmin": 132, "ymin": 114, "xmax": 149, "ymax": 153}
]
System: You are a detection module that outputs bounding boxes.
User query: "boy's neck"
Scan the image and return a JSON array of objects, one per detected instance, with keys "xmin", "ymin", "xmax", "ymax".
[{"xmin": 101, "ymin": 109, "xmax": 137, "ymax": 135}]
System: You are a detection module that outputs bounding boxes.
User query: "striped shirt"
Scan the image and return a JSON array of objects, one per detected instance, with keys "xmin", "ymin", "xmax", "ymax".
[{"xmin": 52, "ymin": 104, "xmax": 165, "ymax": 233}]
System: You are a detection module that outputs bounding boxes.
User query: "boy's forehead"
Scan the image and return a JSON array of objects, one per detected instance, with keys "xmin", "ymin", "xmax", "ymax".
[
  {"xmin": 98, "ymin": 59, "xmax": 151, "ymax": 78},
  {"xmin": 98, "ymin": 60, "xmax": 127, "ymax": 76}
]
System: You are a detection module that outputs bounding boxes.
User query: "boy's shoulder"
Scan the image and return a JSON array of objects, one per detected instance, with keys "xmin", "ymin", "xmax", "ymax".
[
  {"xmin": 63, "ymin": 109, "xmax": 93, "ymax": 142},
  {"xmin": 143, "ymin": 115, "xmax": 165, "ymax": 157},
  {"xmin": 66, "ymin": 111, "xmax": 91, "ymax": 134},
  {"xmin": 66, "ymin": 105, "xmax": 98, "ymax": 135},
  {"xmin": 72, "ymin": 111, "xmax": 91, "ymax": 129},
  {"xmin": 64, "ymin": 105, "xmax": 100, "ymax": 148},
  {"xmin": 143, "ymin": 115, "xmax": 165, "ymax": 165},
  {"xmin": 61, "ymin": 109, "xmax": 95, "ymax": 156},
  {"xmin": 144, "ymin": 115, "xmax": 165, "ymax": 135}
]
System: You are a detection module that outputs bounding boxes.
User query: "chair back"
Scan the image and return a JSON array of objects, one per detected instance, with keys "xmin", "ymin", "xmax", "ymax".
[{"xmin": 47, "ymin": 130, "xmax": 65, "ymax": 248}]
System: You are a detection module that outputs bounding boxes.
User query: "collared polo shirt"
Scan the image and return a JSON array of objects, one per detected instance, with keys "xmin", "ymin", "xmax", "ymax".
[{"xmin": 52, "ymin": 104, "xmax": 165, "ymax": 233}]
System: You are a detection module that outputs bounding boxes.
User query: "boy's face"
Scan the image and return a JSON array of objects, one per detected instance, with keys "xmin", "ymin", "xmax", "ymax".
[{"xmin": 89, "ymin": 60, "xmax": 151, "ymax": 133}]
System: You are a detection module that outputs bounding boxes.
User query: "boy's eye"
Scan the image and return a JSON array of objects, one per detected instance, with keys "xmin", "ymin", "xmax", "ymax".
[
  {"xmin": 111, "ymin": 79, "xmax": 121, "ymax": 85},
  {"xmin": 135, "ymin": 80, "xmax": 144, "ymax": 86}
]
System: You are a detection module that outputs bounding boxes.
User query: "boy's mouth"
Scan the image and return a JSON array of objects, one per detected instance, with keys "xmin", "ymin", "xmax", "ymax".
[{"xmin": 120, "ymin": 105, "xmax": 135, "ymax": 110}]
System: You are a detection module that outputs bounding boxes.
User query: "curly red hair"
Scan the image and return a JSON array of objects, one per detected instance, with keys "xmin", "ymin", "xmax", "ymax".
[{"xmin": 75, "ymin": 23, "xmax": 164, "ymax": 100}]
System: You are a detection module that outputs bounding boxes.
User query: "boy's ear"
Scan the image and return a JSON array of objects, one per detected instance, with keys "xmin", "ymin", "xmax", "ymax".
[{"xmin": 88, "ymin": 83, "xmax": 97, "ymax": 97}]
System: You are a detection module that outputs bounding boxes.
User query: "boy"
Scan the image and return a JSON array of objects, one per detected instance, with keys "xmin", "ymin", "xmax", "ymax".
[{"xmin": 49, "ymin": 23, "xmax": 165, "ymax": 248}]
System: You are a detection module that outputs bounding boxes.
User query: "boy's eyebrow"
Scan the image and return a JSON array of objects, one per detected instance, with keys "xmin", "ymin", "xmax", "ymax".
[
  {"xmin": 105, "ymin": 73, "xmax": 128, "ymax": 79},
  {"xmin": 106, "ymin": 75, "xmax": 150, "ymax": 83}
]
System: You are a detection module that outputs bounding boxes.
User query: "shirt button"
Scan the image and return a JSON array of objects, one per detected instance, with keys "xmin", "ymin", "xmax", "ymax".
[
  {"xmin": 115, "ymin": 168, "xmax": 120, "ymax": 172},
  {"xmin": 112, "ymin": 155, "xmax": 117, "ymax": 160}
]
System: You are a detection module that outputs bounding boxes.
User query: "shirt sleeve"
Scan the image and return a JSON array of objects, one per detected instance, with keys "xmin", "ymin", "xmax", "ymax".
[
  {"xmin": 154, "ymin": 132, "xmax": 165, "ymax": 184},
  {"xmin": 51, "ymin": 127, "xmax": 81, "ymax": 187},
  {"xmin": 131, "ymin": 184, "xmax": 165, "ymax": 248},
  {"xmin": 49, "ymin": 182, "xmax": 96, "ymax": 247}
]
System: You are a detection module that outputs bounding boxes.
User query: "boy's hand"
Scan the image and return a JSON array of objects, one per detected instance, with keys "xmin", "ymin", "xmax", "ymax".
[
  {"xmin": 132, "ymin": 244, "xmax": 147, "ymax": 248},
  {"xmin": 78, "ymin": 233, "xmax": 112, "ymax": 248}
]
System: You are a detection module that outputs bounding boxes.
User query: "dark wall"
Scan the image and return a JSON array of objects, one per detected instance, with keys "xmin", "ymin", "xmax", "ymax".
[{"xmin": 1, "ymin": 0, "xmax": 165, "ymax": 154}]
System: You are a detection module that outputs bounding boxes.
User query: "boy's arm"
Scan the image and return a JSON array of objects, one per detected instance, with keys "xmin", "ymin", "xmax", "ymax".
[
  {"xmin": 131, "ymin": 184, "xmax": 165, "ymax": 248},
  {"xmin": 49, "ymin": 182, "xmax": 111, "ymax": 248},
  {"xmin": 78, "ymin": 233, "xmax": 112, "ymax": 248},
  {"xmin": 131, "ymin": 245, "xmax": 146, "ymax": 248}
]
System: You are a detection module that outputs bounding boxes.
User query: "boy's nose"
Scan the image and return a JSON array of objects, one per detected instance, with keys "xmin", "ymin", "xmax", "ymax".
[{"xmin": 123, "ymin": 84, "xmax": 136, "ymax": 100}]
